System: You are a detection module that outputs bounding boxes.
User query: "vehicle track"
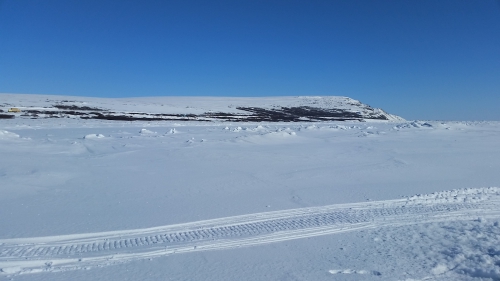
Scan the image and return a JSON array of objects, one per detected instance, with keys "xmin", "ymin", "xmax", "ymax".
[{"xmin": 1, "ymin": 187, "xmax": 499, "ymax": 275}]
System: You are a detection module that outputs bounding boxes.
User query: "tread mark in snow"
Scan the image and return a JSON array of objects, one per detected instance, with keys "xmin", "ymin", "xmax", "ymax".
[{"xmin": 1, "ymin": 187, "xmax": 499, "ymax": 274}]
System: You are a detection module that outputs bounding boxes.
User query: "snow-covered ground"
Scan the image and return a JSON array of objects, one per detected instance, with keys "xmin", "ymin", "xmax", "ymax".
[{"xmin": 1, "ymin": 95, "xmax": 500, "ymax": 280}]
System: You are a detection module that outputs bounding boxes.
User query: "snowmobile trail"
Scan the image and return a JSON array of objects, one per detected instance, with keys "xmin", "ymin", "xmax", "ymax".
[{"xmin": 1, "ymin": 187, "xmax": 499, "ymax": 275}]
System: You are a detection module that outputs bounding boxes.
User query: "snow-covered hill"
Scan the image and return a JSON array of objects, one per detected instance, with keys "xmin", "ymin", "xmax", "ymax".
[{"xmin": 0, "ymin": 94, "xmax": 404, "ymax": 122}]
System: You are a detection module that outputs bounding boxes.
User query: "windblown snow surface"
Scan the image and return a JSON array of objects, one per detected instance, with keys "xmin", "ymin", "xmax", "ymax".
[{"xmin": 1, "ymin": 95, "xmax": 500, "ymax": 281}]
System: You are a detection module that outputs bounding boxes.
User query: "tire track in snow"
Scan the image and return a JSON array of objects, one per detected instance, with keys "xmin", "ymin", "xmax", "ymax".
[{"xmin": 1, "ymin": 187, "xmax": 500, "ymax": 275}]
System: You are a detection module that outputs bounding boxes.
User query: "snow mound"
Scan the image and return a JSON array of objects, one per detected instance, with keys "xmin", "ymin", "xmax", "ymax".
[
  {"xmin": 0, "ymin": 266, "xmax": 22, "ymax": 274},
  {"xmin": 329, "ymin": 125, "xmax": 360, "ymax": 130},
  {"xmin": 393, "ymin": 121, "xmax": 433, "ymax": 130},
  {"xmin": 405, "ymin": 187, "xmax": 500, "ymax": 204},
  {"xmin": 254, "ymin": 125, "xmax": 267, "ymax": 131},
  {"xmin": 84, "ymin": 134, "xmax": 105, "ymax": 139},
  {"xmin": 359, "ymin": 131, "xmax": 381, "ymax": 137},
  {"xmin": 139, "ymin": 128, "xmax": 156, "ymax": 134},
  {"xmin": 0, "ymin": 130, "xmax": 20, "ymax": 139},
  {"xmin": 238, "ymin": 131, "xmax": 298, "ymax": 144}
]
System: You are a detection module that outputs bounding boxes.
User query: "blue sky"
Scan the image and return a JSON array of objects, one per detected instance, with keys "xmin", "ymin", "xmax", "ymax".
[{"xmin": 1, "ymin": 0, "xmax": 499, "ymax": 120}]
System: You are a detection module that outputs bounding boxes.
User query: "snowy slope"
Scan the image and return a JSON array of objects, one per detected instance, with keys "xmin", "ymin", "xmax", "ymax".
[
  {"xmin": 0, "ymin": 93, "xmax": 405, "ymax": 122},
  {"xmin": 1, "ymin": 94, "xmax": 500, "ymax": 281}
]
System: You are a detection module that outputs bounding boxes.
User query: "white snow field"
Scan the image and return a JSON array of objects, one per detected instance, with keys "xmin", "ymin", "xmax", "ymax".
[{"xmin": 1, "ymin": 95, "xmax": 500, "ymax": 280}]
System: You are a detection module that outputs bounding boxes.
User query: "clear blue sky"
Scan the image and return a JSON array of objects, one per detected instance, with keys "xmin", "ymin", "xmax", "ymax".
[{"xmin": 1, "ymin": 0, "xmax": 499, "ymax": 120}]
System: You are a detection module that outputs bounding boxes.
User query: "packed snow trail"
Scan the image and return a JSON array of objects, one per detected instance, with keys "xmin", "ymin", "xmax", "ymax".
[{"xmin": 1, "ymin": 187, "xmax": 499, "ymax": 275}]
